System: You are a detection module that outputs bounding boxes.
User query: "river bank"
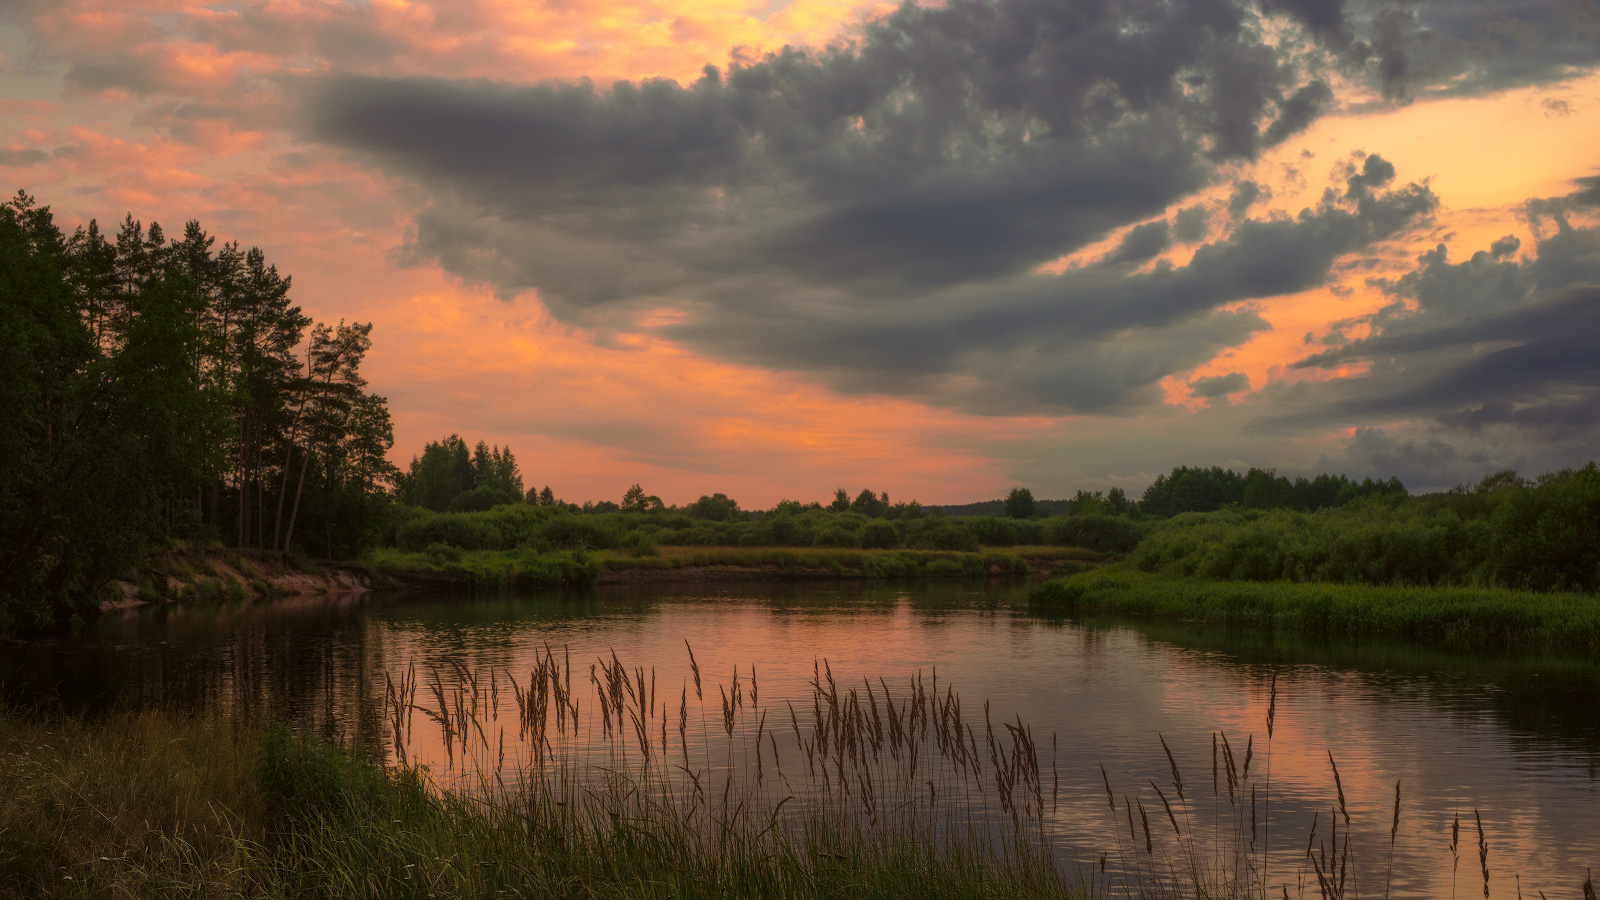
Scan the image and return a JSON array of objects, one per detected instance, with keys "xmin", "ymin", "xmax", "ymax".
[
  {"xmin": 83, "ymin": 544, "xmax": 1094, "ymax": 621},
  {"xmin": 102, "ymin": 546, "xmax": 377, "ymax": 613},
  {"xmin": 1028, "ymin": 567, "xmax": 1600, "ymax": 650},
  {"xmin": 368, "ymin": 544, "xmax": 1101, "ymax": 589}
]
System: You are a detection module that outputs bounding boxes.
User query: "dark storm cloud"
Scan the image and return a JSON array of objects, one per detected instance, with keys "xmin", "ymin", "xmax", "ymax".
[
  {"xmin": 1301, "ymin": 284, "xmax": 1600, "ymax": 411},
  {"xmin": 313, "ymin": 0, "xmax": 1331, "ymax": 299},
  {"xmin": 1261, "ymin": 79, "xmax": 1332, "ymax": 144},
  {"xmin": 1102, "ymin": 221, "xmax": 1171, "ymax": 267},
  {"xmin": 1286, "ymin": 177, "xmax": 1600, "ymax": 436},
  {"xmin": 1573, "ymin": 175, "xmax": 1600, "ymax": 207},
  {"xmin": 1228, "ymin": 181, "xmax": 1265, "ymax": 220},
  {"xmin": 657, "ymin": 176, "xmax": 1435, "ymax": 412},
  {"xmin": 301, "ymin": 0, "xmax": 1584, "ymax": 419},
  {"xmin": 1173, "ymin": 205, "xmax": 1211, "ymax": 243},
  {"xmin": 1189, "ymin": 372, "xmax": 1250, "ymax": 398},
  {"xmin": 1274, "ymin": 0, "xmax": 1600, "ymax": 100}
]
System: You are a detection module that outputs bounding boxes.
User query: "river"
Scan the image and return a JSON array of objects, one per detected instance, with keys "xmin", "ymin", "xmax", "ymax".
[{"xmin": 5, "ymin": 578, "xmax": 1596, "ymax": 897}]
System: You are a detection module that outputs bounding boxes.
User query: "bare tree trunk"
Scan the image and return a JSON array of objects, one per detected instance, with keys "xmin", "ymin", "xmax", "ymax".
[
  {"xmin": 273, "ymin": 344, "xmax": 317, "ymax": 552},
  {"xmin": 282, "ymin": 444, "xmax": 313, "ymax": 555},
  {"xmin": 237, "ymin": 412, "xmax": 248, "ymax": 548}
]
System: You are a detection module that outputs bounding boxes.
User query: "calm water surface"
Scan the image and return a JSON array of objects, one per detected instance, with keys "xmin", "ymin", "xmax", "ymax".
[{"xmin": 5, "ymin": 579, "xmax": 1597, "ymax": 896}]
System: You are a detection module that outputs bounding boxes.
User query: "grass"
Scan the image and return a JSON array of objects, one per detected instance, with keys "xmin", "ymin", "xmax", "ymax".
[
  {"xmin": 0, "ymin": 706, "xmax": 268, "ymax": 898},
  {"xmin": 1028, "ymin": 567, "xmax": 1600, "ymax": 650}
]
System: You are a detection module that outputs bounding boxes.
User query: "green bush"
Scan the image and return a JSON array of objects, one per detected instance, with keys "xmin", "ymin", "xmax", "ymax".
[
  {"xmin": 1043, "ymin": 514, "xmax": 1145, "ymax": 554},
  {"xmin": 909, "ymin": 523, "xmax": 979, "ymax": 552},
  {"xmin": 426, "ymin": 542, "xmax": 463, "ymax": 564},
  {"xmin": 813, "ymin": 525, "xmax": 858, "ymax": 548},
  {"xmin": 858, "ymin": 519, "xmax": 901, "ymax": 549}
]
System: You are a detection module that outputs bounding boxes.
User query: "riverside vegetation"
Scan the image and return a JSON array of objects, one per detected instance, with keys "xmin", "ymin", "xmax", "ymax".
[
  {"xmin": 7, "ymin": 648, "xmax": 1590, "ymax": 899},
  {"xmin": 1031, "ymin": 464, "xmax": 1600, "ymax": 649}
]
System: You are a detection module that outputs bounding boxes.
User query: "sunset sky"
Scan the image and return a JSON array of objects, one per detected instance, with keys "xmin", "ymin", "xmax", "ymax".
[{"xmin": 2, "ymin": 0, "xmax": 1597, "ymax": 506}]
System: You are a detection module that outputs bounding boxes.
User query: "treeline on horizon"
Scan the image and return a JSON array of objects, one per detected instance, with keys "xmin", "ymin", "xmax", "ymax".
[
  {"xmin": 389, "ymin": 448, "xmax": 1599, "ymax": 593},
  {"xmin": 1, "ymin": 192, "xmax": 397, "ymax": 632},
  {"xmin": 6, "ymin": 191, "xmax": 1597, "ymax": 635},
  {"xmin": 387, "ymin": 432, "xmax": 1600, "ymax": 593}
]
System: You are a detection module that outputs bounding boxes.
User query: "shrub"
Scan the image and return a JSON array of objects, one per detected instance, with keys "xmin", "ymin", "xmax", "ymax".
[
  {"xmin": 425, "ymin": 542, "xmax": 463, "ymax": 564},
  {"xmin": 858, "ymin": 519, "xmax": 901, "ymax": 549},
  {"xmin": 1043, "ymin": 514, "xmax": 1145, "ymax": 554},
  {"xmin": 813, "ymin": 525, "xmax": 858, "ymax": 548},
  {"xmin": 909, "ymin": 523, "xmax": 979, "ymax": 552}
]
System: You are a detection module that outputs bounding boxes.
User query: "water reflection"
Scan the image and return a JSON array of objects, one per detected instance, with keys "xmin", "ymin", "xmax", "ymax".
[{"xmin": 2, "ymin": 579, "xmax": 1596, "ymax": 895}]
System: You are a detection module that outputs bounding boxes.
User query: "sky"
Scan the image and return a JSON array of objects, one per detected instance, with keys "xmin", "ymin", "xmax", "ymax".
[{"xmin": 2, "ymin": 0, "xmax": 1598, "ymax": 507}]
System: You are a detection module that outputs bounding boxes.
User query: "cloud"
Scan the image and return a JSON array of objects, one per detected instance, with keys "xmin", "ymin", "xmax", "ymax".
[
  {"xmin": 1228, "ymin": 180, "xmax": 1266, "ymax": 220},
  {"xmin": 306, "ymin": 0, "xmax": 1449, "ymax": 417},
  {"xmin": 1271, "ymin": 0, "xmax": 1600, "ymax": 101},
  {"xmin": 1173, "ymin": 205, "xmax": 1211, "ymax": 243},
  {"xmin": 309, "ymin": 0, "xmax": 1318, "ymax": 299},
  {"xmin": 1573, "ymin": 174, "xmax": 1600, "ymax": 207},
  {"xmin": 1189, "ymin": 371, "xmax": 1250, "ymax": 398},
  {"xmin": 1282, "ymin": 175, "xmax": 1600, "ymax": 442},
  {"xmin": 1102, "ymin": 220, "xmax": 1171, "ymax": 267},
  {"xmin": 0, "ymin": 147, "xmax": 49, "ymax": 167}
]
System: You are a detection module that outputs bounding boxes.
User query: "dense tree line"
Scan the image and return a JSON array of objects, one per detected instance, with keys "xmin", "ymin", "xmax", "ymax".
[
  {"xmin": 1138, "ymin": 466, "xmax": 1406, "ymax": 517},
  {"xmin": 396, "ymin": 435, "xmax": 528, "ymax": 512},
  {"xmin": 1131, "ymin": 465, "xmax": 1600, "ymax": 591},
  {"xmin": 377, "ymin": 454, "xmax": 1424, "ymax": 562},
  {"xmin": 382, "ymin": 456, "xmax": 1599, "ymax": 593},
  {"xmin": 1, "ymin": 191, "xmax": 396, "ymax": 632}
]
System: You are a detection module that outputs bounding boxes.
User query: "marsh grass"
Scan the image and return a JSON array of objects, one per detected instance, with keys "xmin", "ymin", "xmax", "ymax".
[
  {"xmin": 1029, "ymin": 568, "xmax": 1600, "ymax": 650},
  {"xmin": 3, "ymin": 646, "xmax": 1588, "ymax": 898}
]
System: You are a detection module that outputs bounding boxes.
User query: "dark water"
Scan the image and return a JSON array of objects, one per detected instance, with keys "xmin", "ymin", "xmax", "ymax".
[{"xmin": 5, "ymin": 579, "xmax": 1598, "ymax": 895}]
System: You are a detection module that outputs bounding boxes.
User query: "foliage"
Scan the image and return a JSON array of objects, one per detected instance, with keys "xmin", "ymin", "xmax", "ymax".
[
  {"xmin": 1138, "ymin": 465, "xmax": 1406, "ymax": 517},
  {"xmin": 1, "ymin": 191, "xmax": 397, "ymax": 632},
  {"xmin": 1004, "ymin": 486, "xmax": 1036, "ymax": 519},
  {"xmin": 858, "ymin": 518, "xmax": 902, "ymax": 549},
  {"xmin": 1129, "ymin": 464, "xmax": 1600, "ymax": 591},
  {"xmin": 1029, "ymin": 568, "xmax": 1600, "ymax": 651},
  {"xmin": 686, "ymin": 492, "xmax": 742, "ymax": 521},
  {"xmin": 1042, "ymin": 514, "xmax": 1146, "ymax": 555},
  {"xmin": 397, "ymin": 435, "xmax": 522, "ymax": 513},
  {"xmin": 370, "ymin": 546, "xmax": 603, "ymax": 588}
]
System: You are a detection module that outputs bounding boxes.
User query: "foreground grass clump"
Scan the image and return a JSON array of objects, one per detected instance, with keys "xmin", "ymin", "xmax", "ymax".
[
  {"xmin": 0, "ymin": 707, "xmax": 269, "ymax": 898},
  {"xmin": 0, "ymin": 705, "xmax": 1079, "ymax": 900},
  {"xmin": 1029, "ymin": 568, "xmax": 1600, "ymax": 650}
]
